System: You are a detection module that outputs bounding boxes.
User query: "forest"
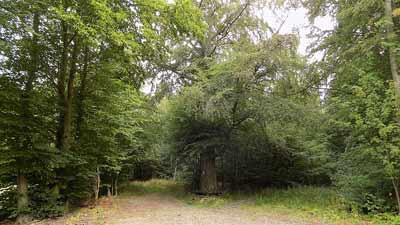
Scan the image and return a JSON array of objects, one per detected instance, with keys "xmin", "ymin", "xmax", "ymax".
[{"xmin": 1, "ymin": 0, "xmax": 400, "ymax": 224}]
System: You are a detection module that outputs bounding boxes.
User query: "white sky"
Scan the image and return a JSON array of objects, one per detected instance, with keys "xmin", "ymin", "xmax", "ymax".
[{"xmin": 261, "ymin": 7, "xmax": 334, "ymax": 56}]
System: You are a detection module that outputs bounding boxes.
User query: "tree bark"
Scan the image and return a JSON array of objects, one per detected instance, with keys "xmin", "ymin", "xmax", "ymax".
[
  {"xmin": 62, "ymin": 40, "xmax": 79, "ymax": 151},
  {"xmin": 392, "ymin": 179, "xmax": 400, "ymax": 215},
  {"xmin": 17, "ymin": 173, "xmax": 28, "ymax": 208},
  {"xmin": 107, "ymin": 187, "xmax": 111, "ymax": 197},
  {"xmin": 385, "ymin": 0, "xmax": 400, "ymax": 102},
  {"xmin": 173, "ymin": 158, "xmax": 178, "ymax": 180},
  {"xmin": 56, "ymin": 0, "xmax": 80, "ymax": 152},
  {"xmin": 199, "ymin": 151, "xmax": 218, "ymax": 194},
  {"xmin": 114, "ymin": 174, "xmax": 118, "ymax": 196},
  {"xmin": 221, "ymin": 153, "xmax": 225, "ymax": 190},
  {"xmin": 75, "ymin": 48, "xmax": 89, "ymax": 140},
  {"xmin": 232, "ymin": 150, "xmax": 239, "ymax": 190},
  {"xmin": 56, "ymin": 17, "xmax": 69, "ymax": 151},
  {"xmin": 16, "ymin": 171, "xmax": 29, "ymax": 224},
  {"xmin": 94, "ymin": 166, "xmax": 100, "ymax": 200},
  {"xmin": 111, "ymin": 178, "xmax": 114, "ymax": 196}
]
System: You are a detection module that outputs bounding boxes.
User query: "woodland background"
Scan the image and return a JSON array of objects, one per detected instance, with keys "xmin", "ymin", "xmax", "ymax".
[{"xmin": 1, "ymin": 0, "xmax": 400, "ymax": 223}]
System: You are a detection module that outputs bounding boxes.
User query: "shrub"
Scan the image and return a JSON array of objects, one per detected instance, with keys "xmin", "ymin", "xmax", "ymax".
[{"xmin": 0, "ymin": 184, "xmax": 17, "ymax": 220}]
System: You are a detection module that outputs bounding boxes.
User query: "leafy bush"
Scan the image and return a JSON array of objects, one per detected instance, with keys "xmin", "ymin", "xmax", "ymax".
[
  {"xmin": 328, "ymin": 73, "xmax": 400, "ymax": 214},
  {"xmin": 0, "ymin": 183, "xmax": 65, "ymax": 220},
  {"xmin": 0, "ymin": 184, "xmax": 17, "ymax": 220},
  {"xmin": 28, "ymin": 185, "xmax": 64, "ymax": 219}
]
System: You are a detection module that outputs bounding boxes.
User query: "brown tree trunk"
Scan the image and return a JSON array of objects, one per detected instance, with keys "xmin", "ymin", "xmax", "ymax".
[
  {"xmin": 16, "ymin": 171, "xmax": 29, "ymax": 224},
  {"xmin": 199, "ymin": 151, "xmax": 218, "ymax": 194},
  {"xmin": 56, "ymin": 17, "xmax": 69, "ymax": 151},
  {"xmin": 75, "ymin": 48, "xmax": 89, "ymax": 140},
  {"xmin": 385, "ymin": 0, "xmax": 400, "ymax": 101},
  {"xmin": 114, "ymin": 175, "xmax": 118, "ymax": 196},
  {"xmin": 56, "ymin": 0, "xmax": 80, "ymax": 153},
  {"xmin": 61, "ymin": 40, "xmax": 79, "ymax": 151},
  {"xmin": 107, "ymin": 187, "xmax": 111, "ymax": 197},
  {"xmin": 173, "ymin": 158, "xmax": 178, "ymax": 180},
  {"xmin": 111, "ymin": 178, "xmax": 114, "ymax": 196}
]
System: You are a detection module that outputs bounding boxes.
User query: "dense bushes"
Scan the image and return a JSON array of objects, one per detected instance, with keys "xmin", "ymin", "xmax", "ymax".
[
  {"xmin": 327, "ymin": 72, "xmax": 400, "ymax": 213},
  {"xmin": 0, "ymin": 185, "xmax": 17, "ymax": 220}
]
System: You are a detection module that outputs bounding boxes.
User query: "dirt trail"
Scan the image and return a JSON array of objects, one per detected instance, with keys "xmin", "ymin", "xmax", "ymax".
[{"xmin": 30, "ymin": 192, "xmax": 323, "ymax": 225}]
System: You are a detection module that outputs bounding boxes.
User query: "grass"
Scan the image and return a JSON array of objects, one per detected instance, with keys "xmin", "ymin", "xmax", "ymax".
[
  {"xmin": 119, "ymin": 179, "xmax": 398, "ymax": 224},
  {"xmin": 248, "ymin": 186, "xmax": 367, "ymax": 224},
  {"xmin": 119, "ymin": 179, "xmax": 187, "ymax": 198},
  {"xmin": 248, "ymin": 187, "xmax": 400, "ymax": 225}
]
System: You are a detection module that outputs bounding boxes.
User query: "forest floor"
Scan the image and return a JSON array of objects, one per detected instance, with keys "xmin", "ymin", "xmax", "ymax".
[{"xmin": 18, "ymin": 180, "xmax": 389, "ymax": 225}]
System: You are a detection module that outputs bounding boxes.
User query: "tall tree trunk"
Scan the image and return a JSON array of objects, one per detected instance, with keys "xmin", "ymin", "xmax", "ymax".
[
  {"xmin": 56, "ymin": 17, "xmax": 69, "ymax": 151},
  {"xmin": 17, "ymin": 12, "xmax": 40, "ymax": 222},
  {"xmin": 75, "ymin": 48, "xmax": 89, "ymax": 140},
  {"xmin": 385, "ymin": 0, "xmax": 400, "ymax": 101},
  {"xmin": 61, "ymin": 40, "xmax": 79, "ymax": 152},
  {"xmin": 199, "ymin": 150, "xmax": 218, "ymax": 194},
  {"xmin": 56, "ymin": 0, "xmax": 80, "ymax": 152},
  {"xmin": 54, "ymin": 4, "xmax": 79, "ymax": 204}
]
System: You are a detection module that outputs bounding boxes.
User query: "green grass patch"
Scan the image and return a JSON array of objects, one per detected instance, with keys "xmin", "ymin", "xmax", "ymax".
[
  {"xmin": 119, "ymin": 179, "xmax": 187, "ymax": 198},
  {"xmin": 183, "ymin": 195, "xmax": 233, "ymax": 208},
  {"xmin": 247, "ymin": 186, "xmax": 398, "ymax": 225},
  {"xmin": 248, "ymin": 186, "xmax": 354, "ymax": 223}
]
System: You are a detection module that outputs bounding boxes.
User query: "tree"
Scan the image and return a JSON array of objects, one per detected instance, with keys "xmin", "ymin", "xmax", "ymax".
[
  {"xmin": 304, "ymin": 0, "xmax": 400, "ymax": 214},
  {"xmin": 157, "ymin": 0, "xmax": 279, "ymax": 194},
  {"xmin": 162, "ymin": 33, "xmax": 325, "ymax": 193},
  {"xmin": 0, "ymin": 0, "xmax": 204, "ymax": 220}
]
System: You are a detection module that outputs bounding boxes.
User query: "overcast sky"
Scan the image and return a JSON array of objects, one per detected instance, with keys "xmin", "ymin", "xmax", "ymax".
[{"xmin": 261, "ymin": 6, "xmax": 334, "ymax": 56}]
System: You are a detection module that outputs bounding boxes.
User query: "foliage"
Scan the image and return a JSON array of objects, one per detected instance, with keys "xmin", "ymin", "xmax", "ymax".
[
  {"xmin": 0, "ymin": 185, "xmax": 17, "ymax": 220},
  {"xmin": 0, "ymin": 0, "xmax": 204, "ymax": 220},
  {"xmin": 305, "ymin": 0, "xmax": 400, "ymax": 215},
  {"xmin": 327, "ymin": 69, "xmax": 400, "ymax": 213},
  {"xmin": 159, "ymin": 35, "xmax": 330, "ymax": 190}
]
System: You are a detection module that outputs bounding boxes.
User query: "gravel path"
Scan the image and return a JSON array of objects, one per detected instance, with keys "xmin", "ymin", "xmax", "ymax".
[
  {"xmin": 31, "ymin": 193, "xmax": 322, "ymax": 225},
  {"xmin": 111, "ymin": 194, "xmax": 302, "ymax": 225}
]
